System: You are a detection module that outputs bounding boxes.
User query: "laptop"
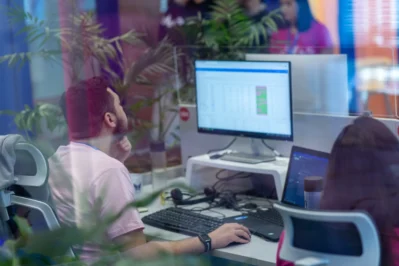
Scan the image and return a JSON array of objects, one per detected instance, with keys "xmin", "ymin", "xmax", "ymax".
[{"xmin": 223, "ymin": 146, "xmax": 330, "ymax": 242}]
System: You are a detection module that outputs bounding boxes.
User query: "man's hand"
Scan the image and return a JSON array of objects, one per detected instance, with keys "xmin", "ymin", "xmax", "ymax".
[
  {"xmin": 209, "ymin": 223, "xmax": 251, "ymax": 249},
  {"xmin": 120, "ymin": 223, "xmax": 251, "ymax": 259},
  {"xmin": 111, "ymin": 136, "xmax": 132, "ymax": 163}
]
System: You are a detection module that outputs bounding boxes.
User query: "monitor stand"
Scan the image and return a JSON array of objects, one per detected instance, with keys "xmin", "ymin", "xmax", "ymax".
[{"xmin": 220, "ymin": 139, "xmax": 276, "ymax": 164}]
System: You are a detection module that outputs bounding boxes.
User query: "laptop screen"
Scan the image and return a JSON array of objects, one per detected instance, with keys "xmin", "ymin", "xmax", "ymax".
[{"xmin": 282, "ymin": 146, "xmax": 330, "ymax": 208}]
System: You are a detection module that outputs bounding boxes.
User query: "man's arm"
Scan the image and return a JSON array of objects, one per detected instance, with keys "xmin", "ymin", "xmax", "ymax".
[
  {"xmin": 115, "ymin": 223, "xmax": 251, "ymax": 259},
  {"xmin": 92, "ymin": 165, "xmax": 251, "ymax": 259}
]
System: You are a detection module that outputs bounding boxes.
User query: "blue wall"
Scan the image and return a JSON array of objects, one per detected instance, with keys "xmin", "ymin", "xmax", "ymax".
[
  {"xmin": 338, "ymin": 0, "xmax": 357, "ymax": 114},
  {"xmin": 0, "ymin": 0, "xmax": 33, "ymax": 135}
]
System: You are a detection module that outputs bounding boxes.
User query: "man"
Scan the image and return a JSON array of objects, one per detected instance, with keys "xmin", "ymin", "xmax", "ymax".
[{"xmin": 48, "ymin": 77, "xmax": 250, "ymax": 262}]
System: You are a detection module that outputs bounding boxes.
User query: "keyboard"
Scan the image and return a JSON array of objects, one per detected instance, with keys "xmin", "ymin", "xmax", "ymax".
[
  {"xmin": 142, "ymin": 207, "xmax": 224, "ymax": 236},
  {"xmin": 247, "ymin": 208, "xmax": 284, "ymax": 227},
  {"xmin": 220, "ymin": 152, "xmax": 276, "ymax": 164}
]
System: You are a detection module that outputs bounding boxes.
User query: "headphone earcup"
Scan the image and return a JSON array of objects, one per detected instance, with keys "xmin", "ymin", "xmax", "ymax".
[
  {"xmin": 170, "ymin": 188, "xmax": 183, "ymax": 204},
  {"xmin": 170, "ymin": 187, "xmax": 216, "ymax": 206},
  {"xmin": 204, "ymin": 187, "xmax": 215, "ymax": 197}
]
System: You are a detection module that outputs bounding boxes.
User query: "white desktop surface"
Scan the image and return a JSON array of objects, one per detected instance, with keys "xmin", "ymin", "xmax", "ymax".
[{"xmin": 140, "ymin": 178, "xmax": 279, "ymax": 266}]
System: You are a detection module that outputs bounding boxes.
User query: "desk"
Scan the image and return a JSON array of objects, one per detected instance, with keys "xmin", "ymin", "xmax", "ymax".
[{"xmin": 140, "ymin": 179, "xmax": 279, "ymax": 266}]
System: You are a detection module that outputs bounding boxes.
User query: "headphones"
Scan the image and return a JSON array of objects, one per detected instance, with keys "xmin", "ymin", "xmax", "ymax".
[{"xmin": 170, "ymin": 187, "xmax": 217, "ymax": 205}]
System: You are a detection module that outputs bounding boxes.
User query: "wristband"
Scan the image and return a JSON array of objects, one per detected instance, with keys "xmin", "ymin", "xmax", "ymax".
[{"xmin": 198, "ymin": 233, "xmax": 212, "ymax": 252}]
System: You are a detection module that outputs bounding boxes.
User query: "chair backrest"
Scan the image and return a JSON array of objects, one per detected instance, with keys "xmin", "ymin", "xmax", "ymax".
[
  {"xmin": 0, "ymin": 135, "xmax": 74, "ymax": 258},
  {"xmin": 13, "ymin": 142, "xmax": 48, "ymax": 187},
  {"xmin": 274, "ymin": 203, "xmax": 381, "ymax": 266}
]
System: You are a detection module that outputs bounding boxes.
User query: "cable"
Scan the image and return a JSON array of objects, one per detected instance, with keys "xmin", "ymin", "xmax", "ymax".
[
  {"xmin": 188, "ymin": 203, "xmax": 226, "ymax": 219},
  {"xmin": 261, "ymin": 139, "xmax": 281, "ymax": 157},
  {"xmin": 207, "ymin": 137, "xmax": 237, "ymax": 154},
  {"xmin": 212, "ymin": 170, "xmax": 253, "ymax": 192}
]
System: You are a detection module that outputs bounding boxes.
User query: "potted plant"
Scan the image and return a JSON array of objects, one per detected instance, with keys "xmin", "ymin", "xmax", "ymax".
[
  {"xmin": 0, "ymin": 9, "xmax": 180, "ymax": 167},
  {"xmin": 172, "ymin": 0, "xmax": 282, "ymax": 104}
]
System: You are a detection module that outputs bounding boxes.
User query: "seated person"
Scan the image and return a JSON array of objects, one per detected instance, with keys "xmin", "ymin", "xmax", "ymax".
[
  {"xmin": 277, "ymin": 116, "xmax": 399, "ymax": 266},
  {"xmin": 48, "ymin": 77, "xmax": 250, "ymax": 263}
]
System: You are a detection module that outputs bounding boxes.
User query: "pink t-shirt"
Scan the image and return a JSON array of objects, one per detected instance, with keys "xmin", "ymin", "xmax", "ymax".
[
  {"xmin": 270, "ymin": 20, "xmax": 332, "ymax": 54},
  {"xmin": 277, "ymin": 230, "xmax": 399, "ymax": 265},
  {"xmin": 48, "ymin": 142, "xmax": 144, "ymax": 262}
]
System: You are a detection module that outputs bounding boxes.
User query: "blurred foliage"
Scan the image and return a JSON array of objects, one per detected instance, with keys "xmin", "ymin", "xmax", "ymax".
[
  {"xmin": 0, "ymin": 5, "xmax": 180, "ymax": 149},
  {"xmin": 1, "ymin": 184, "xmax": 200, "ymax": 266},
  {"xmin": 1, "ymin": 7, "xmax": 175, "ymax": 91},
  {"xmin": 173, "ymin": 0, "xmax": 281, "ymax": 103},
  {"xmin": 185, "ymin": 0, "xmax": 281, "ymax": 59},
  {"xmin": 0, "ymin": 103, "xmax": 66, "ymax": 142}
]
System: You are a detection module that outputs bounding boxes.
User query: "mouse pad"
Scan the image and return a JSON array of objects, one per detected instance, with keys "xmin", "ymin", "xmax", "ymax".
[{"xmin": 224, "ymin": 215, "xmax": 283, "ymax": 242}]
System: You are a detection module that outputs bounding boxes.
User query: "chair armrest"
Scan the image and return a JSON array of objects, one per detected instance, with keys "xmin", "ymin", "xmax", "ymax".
[{"xmin": 295, "ymin": 257, "xmax": 329, "ymax": 266}]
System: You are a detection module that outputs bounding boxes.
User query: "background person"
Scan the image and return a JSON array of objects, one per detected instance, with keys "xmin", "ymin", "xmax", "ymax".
[
  {"xmin": 277, "ymin": 116, "xmax": 399, "ymax": 266},
  {"xmin": 269, "ymin": 0, "xmax": 332, "ymax": 54}
]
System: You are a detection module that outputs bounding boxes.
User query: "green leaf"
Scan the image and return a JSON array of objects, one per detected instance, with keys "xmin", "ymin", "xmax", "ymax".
[
  {"xmin": 22, "ymin": 226, "xmax": 86, "ymax": 258},
  {"xmin": 26, "ymin": 111, "xmax": 38, "ymax": 133},
  {"xmin": 8, "ymin": 54, "xmax": 18, "ymax": 66},
  {"xmin": 28, "ymin": 32, "xmax": 46, "ymax": 45},
  {"xmin": 14, "ymin": 217, "xmax": 33, "ymax": 238},
  {"xmin": 14, "ymin": 114, "xmax": 24, "ymax": 130},
  {"xmin": 0, "ymin": 110, "xmax": 18, "ymax": 116}
]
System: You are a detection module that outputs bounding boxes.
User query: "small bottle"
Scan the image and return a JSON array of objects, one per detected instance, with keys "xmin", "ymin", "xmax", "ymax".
[{"xmin": 304, "ymin": 176, "xmax": 323, "ymax": 209}]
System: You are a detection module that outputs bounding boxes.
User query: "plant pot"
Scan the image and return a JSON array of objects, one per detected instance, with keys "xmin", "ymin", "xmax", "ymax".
[{"xmin": 150, "ymin": 141, "xmax": 168, "ymax": 190}]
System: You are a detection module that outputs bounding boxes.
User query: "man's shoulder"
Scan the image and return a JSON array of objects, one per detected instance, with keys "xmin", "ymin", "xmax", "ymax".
[{"xmin": 49, "ymin": 143, "xmax": 128, "ymax": 175}]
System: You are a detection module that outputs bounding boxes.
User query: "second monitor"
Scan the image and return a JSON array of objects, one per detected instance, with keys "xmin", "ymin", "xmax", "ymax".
[{"xmin": 195, "ymin": 60, "xmax": 293, "ymax": 163}]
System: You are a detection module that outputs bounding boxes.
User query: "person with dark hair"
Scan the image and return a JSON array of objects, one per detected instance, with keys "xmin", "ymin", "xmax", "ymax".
[
  {"xmin": 276, "ymin": 116, "xmax": 399, "ymax": 265},
  {"xmin": 158, "ymin": 0, "xmax": 213, "ymax": 45},
  {"xmin": 48, "ymin": 76, "xmax": 251, "ymax": 263},
  {"xmin": 269, "ymin": 0, "xmax": 332, "ymax": 54},
  {"xmin": 240, "ymin": 0, "xmax": 286, "ymax": 50},
  {"xmin": 241, "ymin": 0, "xmax": 268, "ymax": 22}
]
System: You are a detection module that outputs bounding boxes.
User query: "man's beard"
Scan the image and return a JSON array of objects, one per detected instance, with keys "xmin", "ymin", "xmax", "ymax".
[{"xmin": 113, "ymin": 117, "xmax": 129, "ymax": 141}]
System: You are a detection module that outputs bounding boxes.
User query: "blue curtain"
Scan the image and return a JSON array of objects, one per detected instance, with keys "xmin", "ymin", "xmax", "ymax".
[
  {"xmin": 338, "ymin": 0, "xmax": 357, "ymax": 114},
  {"xmin": 0, "ymin": 0, "xmax": 33, "ymax": 135},
  {"xmin": 95, "ymin": 0, "xmax": 122, "ymax": 79}
]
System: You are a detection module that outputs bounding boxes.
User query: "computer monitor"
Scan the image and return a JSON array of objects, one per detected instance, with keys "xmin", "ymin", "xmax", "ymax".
[
  {"xmin": 245, "ymin": 54, "xmax": 349, "ymax": 115},
  {"xmin": 282, "ymin": 146, "xmax": 330, "ymax": 208},
  {"xmin": 195, "ymin": 60, "xmax": 293, "ymax": 141}
]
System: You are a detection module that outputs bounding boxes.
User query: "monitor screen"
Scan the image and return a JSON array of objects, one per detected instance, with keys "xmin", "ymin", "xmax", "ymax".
[
  {"xmin": 195, "ymin": 60, "xmax": 293, "ymax": 141},
  {"xmin": 282, "ymin": 146, "xmax": 330, "ymax": 208}
]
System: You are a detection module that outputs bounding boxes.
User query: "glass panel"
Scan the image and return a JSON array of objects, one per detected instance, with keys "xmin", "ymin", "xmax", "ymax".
[{"xmin": 174, "ymin": 45, "xmax": 397, "ymax": 119}]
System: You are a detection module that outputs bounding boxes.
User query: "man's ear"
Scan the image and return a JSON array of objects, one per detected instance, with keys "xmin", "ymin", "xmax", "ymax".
[{"xmin": 103, "ymin": 112, "xmax": 117, "ymax": 129}]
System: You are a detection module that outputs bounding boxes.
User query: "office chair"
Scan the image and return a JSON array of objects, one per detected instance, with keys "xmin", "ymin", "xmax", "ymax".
[
  {"xmin": 274, "ymin": 203, "xmax": 380, "ymax": 266},
  {"xmin": 0, "ymin": 135, "xmax": 74, "ymax": 257}
]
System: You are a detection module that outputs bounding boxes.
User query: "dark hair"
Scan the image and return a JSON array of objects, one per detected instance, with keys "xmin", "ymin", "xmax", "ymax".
[
  {"xmin": 295, "ymin": 0, "xmax": 315, "ymax": 32},
  {"xmin": 321, "ymin": 116, "xmax": 399, "ymax": 265},
  {"xmin": 186, "ymin": 0, "xmax": 214, "ymax": 17},
  {"xmin": 60, "ymin": 76, "xmax": 116, "ymax": 141}
]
